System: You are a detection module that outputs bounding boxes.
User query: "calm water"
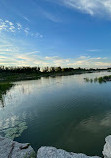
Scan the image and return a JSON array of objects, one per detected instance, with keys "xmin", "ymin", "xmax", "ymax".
[{"xmin": 0, "ymin": 72, "xmax": 111, "ymax": 156}]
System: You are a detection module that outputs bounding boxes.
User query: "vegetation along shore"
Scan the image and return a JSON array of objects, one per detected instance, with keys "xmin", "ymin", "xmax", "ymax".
[
  {"xmin": 84, "ymin": 75, "xmax": 111, "ymax": 83},
  {"xmin": 0, "ymin": 66, "xmax": 111, "ymax": 82}
]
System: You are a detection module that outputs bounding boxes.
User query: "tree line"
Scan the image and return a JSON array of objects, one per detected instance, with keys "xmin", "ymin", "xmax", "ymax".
[{"xmin": 0, "ymin": 66, "xmax": 111, "ymax": 74}]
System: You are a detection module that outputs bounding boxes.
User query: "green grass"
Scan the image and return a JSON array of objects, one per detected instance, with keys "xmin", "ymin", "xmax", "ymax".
[
  {"xmin": 84, "ymin": 75, "xmax": 111, "ymax": 84},
  {"xmin": 0, "ymin": 82, "xmax": 13, "ymax": 93},
  {"xmin": 0, "ymin": 72, "xmax": 41, "ymax": 82}
]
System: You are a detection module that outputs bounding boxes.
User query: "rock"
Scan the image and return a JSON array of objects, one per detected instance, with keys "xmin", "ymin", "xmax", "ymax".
[
  {"xmin": 0, "ymin": 136, "xmax": 36, "ymax": 158},
  {"xmin": 37, "ymin": 147, "xmax": 100, "ymax": 158},
  {"xmin": 103, "ymin": 135, "xmax": 111, "ymax": 158}
]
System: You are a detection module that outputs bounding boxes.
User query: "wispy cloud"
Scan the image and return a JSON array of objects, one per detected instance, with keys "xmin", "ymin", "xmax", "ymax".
[
  {"xmin": 0, "ymin": 47, "xmax": 110, "ymax": 68},
  {"xmin": 0, "ymin": 19, "xmax": 43, "ymax": 38},
  {"xmin": 44, "ymin": 12, "xmax": 61, "ymax": 22},
  {"xmin": 16, "ymin": 23, "xmax": 22, "ymax": 31},
  {"xmin": 56, "ymin": 0, "xmax": 111, "ymax": 18},
  {"xmin": 0, "ymin": 35, "xmax": 110, "ymax": 68},
  {"xmin": 40, "ymin": 8, "xmax": 61, "ymax": 23},
  {"xmin": 87, "ymin": 49, "xmax": 101, "ymax": 52},
  {"xmin": 24, "ymin": 27, "xmax": 30, "ymax": 36},
  {"xmin": 0, "ymin": 19, "xmax": 15, "ymax": 32},
  {"xmin": 23, "ymin": 16, "xmax": 30, "ymax": 22}
]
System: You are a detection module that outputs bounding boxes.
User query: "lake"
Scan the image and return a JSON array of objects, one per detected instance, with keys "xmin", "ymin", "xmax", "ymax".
[{"xmin": 0, "ymin": 71, "xmax": 111, "ymax": 156}]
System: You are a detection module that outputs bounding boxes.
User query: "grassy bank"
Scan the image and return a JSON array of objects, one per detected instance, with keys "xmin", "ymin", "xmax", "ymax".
[
  {"xmin": 0, "ymin": 82, "xmax": 14, "ymax": 93},
  {"xmin": 0, "ymin": 72, "xmax": 41, "ymax": 82},
  {"xmin": 0, "ymin": 70, "xmax": 104, "ymax": 82}
]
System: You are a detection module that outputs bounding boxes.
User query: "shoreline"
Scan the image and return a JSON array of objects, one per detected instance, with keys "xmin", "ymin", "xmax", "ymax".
[
  {"xmin": 0, "ymin": 135, "xmax": 111, "ymax": 158},
  {"xmin": 0, "ymin": 70, "xmax": 107, "ymax": 82}
]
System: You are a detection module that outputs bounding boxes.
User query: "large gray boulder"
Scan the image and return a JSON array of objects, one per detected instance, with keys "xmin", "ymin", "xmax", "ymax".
[
  {"xmin": 103, "ymin": 135, "xmax": 111, "ymax": 158},
  {"xmin": 37, "ymin": 147, "xmax": 100, "ymax": 158},
  {"xmin": 0, "ymin": 136, "xmax": 36, "ymax": 158}
]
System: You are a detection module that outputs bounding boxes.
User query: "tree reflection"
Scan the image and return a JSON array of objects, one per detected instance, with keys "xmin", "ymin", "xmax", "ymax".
[{"xmin": 0, "ymin": 82, "xmax": 14, "ymax": 108}]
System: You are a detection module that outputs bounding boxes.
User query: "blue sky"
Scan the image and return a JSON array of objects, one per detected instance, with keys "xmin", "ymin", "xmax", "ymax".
[{"xmin": 0, "ymin": 0, "xmax": 111, "ymax": 68}]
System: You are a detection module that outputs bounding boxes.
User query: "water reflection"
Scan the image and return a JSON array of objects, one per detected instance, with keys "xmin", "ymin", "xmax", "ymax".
[
  {"xmin": 0, "ymin": 83, "xmax": 14, "ymax": 108},
  {"xmin": 0, "ymin": 96, "xmax": 5, "ymax": 108},
  {"xmin": 0, "ymin": 72, "xmax": 111, "ymax": 156},
  {"xmin": 0, "ymin": 113, "xmax": 27, "ymax": 140},
  {"xmin": 76, "ymin": 112, "xmax": 111, "ymax": 133}
]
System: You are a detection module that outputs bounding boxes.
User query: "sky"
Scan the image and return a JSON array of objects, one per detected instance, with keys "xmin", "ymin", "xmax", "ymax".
[{"xmin": 1, "ymin": 0, "xmax": 111, "ymax": 68}]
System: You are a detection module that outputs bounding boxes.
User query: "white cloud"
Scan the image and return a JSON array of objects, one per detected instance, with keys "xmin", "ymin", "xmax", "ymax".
[
  {"xmin": 0, "ymin": 19, "xmax": 43, "ymax": 38},
  {"xmin": 0, "ymin": 36, "xmax": 110, "ymax": 68},
  {"xmin": 57, "ymin": 0, "xmax": 111, "ymax": 18},
  {"xmin": 0, "ymin": 19, "xmax": 16, "ymax": 32},
  {"xmin": 0, "ymin": 52, "xmax": 110, "ymax": 68},
  {"xmin": 9, "ymin": 25, "xmax": 15, "ymax": 32},
  {"xmin": 16, "ymin": 23, "xmax": 22, "ymax": 30},
  {"xmin": 5, "ymin": 20, "xmax": 13, "ymax": 25},
  {"xmin": 0, "ymin": 19, "xmax": 9, "ymax": 31}
]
